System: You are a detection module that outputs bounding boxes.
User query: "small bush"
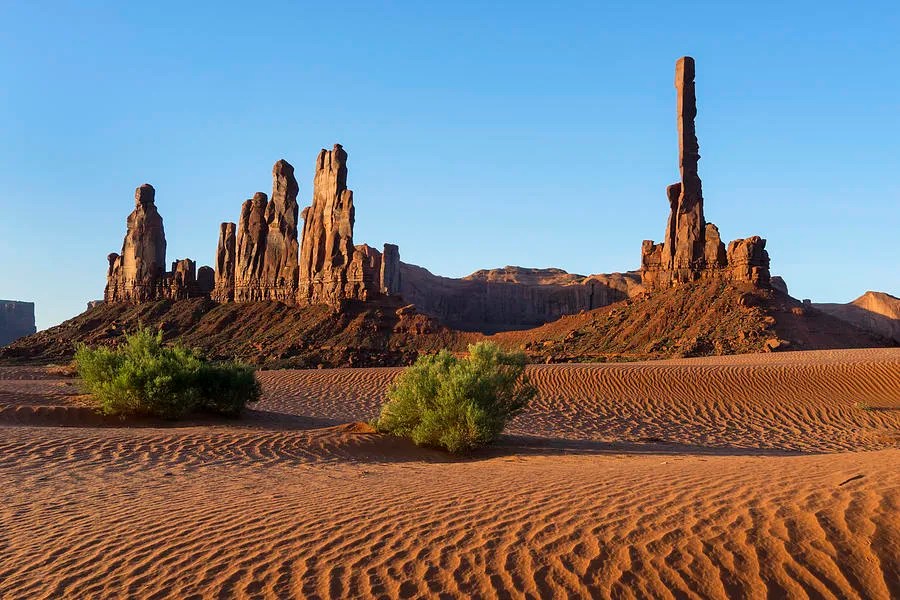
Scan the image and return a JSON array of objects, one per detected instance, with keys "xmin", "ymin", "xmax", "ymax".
[
  {"xmin": 376, "ymin": 342, "xmax": 536, "ymax": 452},
  {"xmin": 75, "ymin": 328, "xmax": 260, "ymax": 419}
]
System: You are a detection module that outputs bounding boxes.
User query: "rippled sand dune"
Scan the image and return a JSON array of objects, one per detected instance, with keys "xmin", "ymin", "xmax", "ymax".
[{"xmin": 0, "ymin": 349, "xmax": 898, "ymax": 599}]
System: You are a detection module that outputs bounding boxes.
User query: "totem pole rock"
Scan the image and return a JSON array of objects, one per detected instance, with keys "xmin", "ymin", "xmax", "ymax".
[{"xmin": 640, "ymin": 57, "xmax": 770, "ymax": 291}]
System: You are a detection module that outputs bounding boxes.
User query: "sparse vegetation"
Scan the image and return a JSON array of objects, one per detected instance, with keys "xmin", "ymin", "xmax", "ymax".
[
  {"xmin": 375, "ymin": 342, "xmax": 536, "ymax": 452},
  {"xmin": 75, "ymin": 328, "xmax": 260, "ymax": 419}
]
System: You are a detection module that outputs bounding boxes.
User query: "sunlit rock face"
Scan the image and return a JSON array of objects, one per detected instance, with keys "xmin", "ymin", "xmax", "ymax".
[{"xmin": 640, "ymin": 56, "xmax": 770, "ymax": 291}]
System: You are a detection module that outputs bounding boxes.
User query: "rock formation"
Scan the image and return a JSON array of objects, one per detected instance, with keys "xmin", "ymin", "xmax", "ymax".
[
  {"xmin": 297, "ymin": 144, "xmax": 400, "ymax": 306},
  {"xmin": 726, "ymin": 237, "xmax": 771, "ymax": 287},
  {"xmin": 814, "ymin": 291, "xmax": 900, "ymax": 343},
  {"xmin": 212, "ymin": 222, "xmax": 236, "ymax": 302},
  {"xmin": 641, "ymin": 57, "xmax": 770, "ymax": 291},
  {"xmin": 233, "ymin": 192, "xmax": 269, "ymax": 302},
  {"xmin": 399, "ymin": 265, "xmax": 641, "ymax": 332},
  {"xmin": 261, "ymin": 160, "xmax": 300, "ymax": 301},
  {"xmin": 105, "ymin": 184, "xmax": 167, "ymax": 302},
  {"xmin": 104, "ymin": 184, "xmax": 212, "ymax": 303},
  {"xmin": 0, "ymin": 300, "xmax": 36, "ymax": 346},
  {"xmin": 381, "ymin": 244, "xmax": 401, "ymax": 295},
  {"xmin": 210, "ymin": 148, "xmax": 400, "ymax": 307}
]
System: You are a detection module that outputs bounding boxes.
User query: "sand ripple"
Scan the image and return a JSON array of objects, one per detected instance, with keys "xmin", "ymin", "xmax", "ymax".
[{"xmin": 0, "ymin": 349, "xmax": 897, "ymax": 598}]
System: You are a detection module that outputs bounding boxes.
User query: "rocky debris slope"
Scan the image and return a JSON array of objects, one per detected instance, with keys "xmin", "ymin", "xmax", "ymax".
[
  {"xmin": 104, "ymin": 184, "xmax": 213, "ymax": 302},
  {"xmin": 3, "ymin": 279, "xmax": 891, "ymax": 367},
  {"xmin": 814, "ymin": 291, "xmax": 900, "ymax": 343},
  {"xmin": 0, "ymin": 298, "xmax": 466, "ymax": 368},
  {"xmin": 494, "ymin": 281, "xmax": 893, "ymax": 362},
  {"xmin": 640, "ymin": 57, "xmax": 770, "ymax": 290},
  {"xmin": 0, "ymin": 301, "xmax": 36, "ymax": 347}
]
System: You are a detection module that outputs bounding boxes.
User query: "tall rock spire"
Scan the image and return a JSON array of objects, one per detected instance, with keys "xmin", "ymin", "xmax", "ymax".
[
  {"xmin": 262, "ymin": 159, "xmax": 300, "ymax": 301},
  {"xmin": 640, "ymin": 56, "xmax": 769, "ymax": 291},
  {"xmin": 105, "ymin": 184, "xmax": 211, "ymax": 302},
  {"xmin": 213, "ymin": 222, "xmax": 237, "ymax": 302},
  {"xmin": 297, "ymin": 144, "xmax": 400, "ymax": 306},
  {"xmin": 104, "ymin": 184, "xmax": 167, "ymax": 302},
  {"xmin": 233, "ymin": 192, "xmax": 269, "ymax": 302},
  {"xmin": 668, "ymin": 56, "xmax": 707, "ymax": 278}
]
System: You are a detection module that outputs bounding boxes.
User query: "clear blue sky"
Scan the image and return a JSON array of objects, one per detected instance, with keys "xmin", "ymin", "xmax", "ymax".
[{"xmin": 2, "ymin": 1, "xmax": 898, "ymax": 330}]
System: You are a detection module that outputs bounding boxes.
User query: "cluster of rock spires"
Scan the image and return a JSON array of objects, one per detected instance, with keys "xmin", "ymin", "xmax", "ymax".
[
  {"xmin": 102, "ymin": 56, "xmax": 775, "ymax": 333},
  {"xmin": 105, "ymin": 145, "xmax": 401, "ymax": 308},
  {"xmin": 640, "ymin": 57, "xmax": 771, "ymax": 291}
]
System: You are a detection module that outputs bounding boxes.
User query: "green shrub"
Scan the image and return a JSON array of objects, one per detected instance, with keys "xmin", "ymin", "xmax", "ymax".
[
  {"xmin": 376, "ymin": 342, "xmax": 536, "ymax": 452},
  {"xmin": 75, "ymin": 328, "xmax": 260, "ymax": 419}
]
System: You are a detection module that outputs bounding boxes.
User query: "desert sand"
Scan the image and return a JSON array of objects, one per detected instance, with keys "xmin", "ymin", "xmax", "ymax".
[{"xmin": 0, "ymin": 348, "xmax": 897, "ymax": 599}]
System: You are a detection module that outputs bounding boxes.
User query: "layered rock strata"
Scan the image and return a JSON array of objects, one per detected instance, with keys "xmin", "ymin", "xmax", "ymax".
[
  {"xmin": 104, "ymin": 184, "xmax": 212, "ymax": 302},
  {"xmin": 641, "ymin": 57, "xmax": 770, "ymax": 291},
  {"xmin": 399, "ymin": 265, "xmax": 642, "ymax": 333}
]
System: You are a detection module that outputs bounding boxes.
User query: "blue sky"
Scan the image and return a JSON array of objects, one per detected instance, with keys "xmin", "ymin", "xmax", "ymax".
[{"xmin": 2, "ymin": 1, "xmax": 898, "ymax": 330}]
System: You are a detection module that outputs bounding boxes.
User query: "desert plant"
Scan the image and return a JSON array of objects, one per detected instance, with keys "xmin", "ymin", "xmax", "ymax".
[
  {"xmin": 376, "ymin": 342, "xmax": 536, "ymax": 452},
  {"xmin": 75, "ymin": 328, "xmax": 260, "ymax": 419}
]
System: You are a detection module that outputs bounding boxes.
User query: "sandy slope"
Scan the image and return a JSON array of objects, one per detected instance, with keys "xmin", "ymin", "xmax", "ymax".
[{"xmin": 0, "ymin": 349, "xmax": 898, "ymax": 599}]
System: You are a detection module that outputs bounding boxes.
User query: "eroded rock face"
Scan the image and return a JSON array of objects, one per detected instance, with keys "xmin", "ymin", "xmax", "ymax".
[
  {"xmin": 640, "ymin": 57, "xmax": 770, "ymax": 291},
  {"xmin": 213, "ymin": 222, "xmax": 237, "ymax": 302},
  {"xmin": 261, "ymin": 160, "xmax": 300, "ymax": 301},
  {"xmin": 0, "ymin": 301, "xmax": 36, "ymax": 346},
  {"xmin": 105, "ymin": 184, "xmax": 167, "ymax": 302},
  {"xmin": 234, "ymin": 192, "xmax": 269, "ymax": 302},
  {"xmin": 726, "ymin": 237, "xmax": 770, "ymax": 287},
  {"xmin": 297, "ymin": 144, "xmax": 400, "ymax": 306},
  {"xmin": 104, "ymin": 184, "xmax": 212, "ymax": 303},
  {"xmin": 814, "ymin": 291, "xmax": 900, "ymax": 343}
]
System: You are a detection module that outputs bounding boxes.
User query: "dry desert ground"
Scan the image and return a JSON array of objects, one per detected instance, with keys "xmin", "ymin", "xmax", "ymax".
[{"xmin": 0, "ymin": 348, "xmax": 898, "ymax": 599}]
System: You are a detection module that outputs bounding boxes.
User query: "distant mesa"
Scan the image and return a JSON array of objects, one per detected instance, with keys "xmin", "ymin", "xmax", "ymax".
[
  {"xmin": 0, "ymin": 300, "xmax": 36, "ymax": 347},
  {"xmin": 814, "ymin": 291, "xmax": 900, "ymax": 343}
]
